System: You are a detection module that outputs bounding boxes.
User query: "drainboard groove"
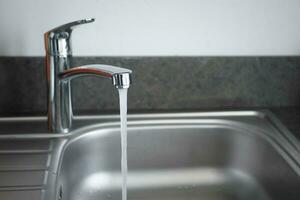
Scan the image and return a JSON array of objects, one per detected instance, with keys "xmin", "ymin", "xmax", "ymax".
[
  {"xmin": 0, "ymin": 166, "xmax": 49, "ymax": 172},
  {"xmin": 0, "ymin": 186, "xmax": 45, "ymax": 191},
  {"xmin": 0, "ymin": 150, "xmax": 51, "ymax": 154}
]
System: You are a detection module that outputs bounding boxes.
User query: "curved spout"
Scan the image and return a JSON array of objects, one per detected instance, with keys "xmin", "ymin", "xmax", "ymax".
[{"xmin": 59, "ymin": 64, "xmax": 132, "ymax": 89}]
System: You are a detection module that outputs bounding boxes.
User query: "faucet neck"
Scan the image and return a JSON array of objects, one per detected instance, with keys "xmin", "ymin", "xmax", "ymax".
[{"xmin": 45, "ymin": 53, "xmax": 73, "ymax": 133}]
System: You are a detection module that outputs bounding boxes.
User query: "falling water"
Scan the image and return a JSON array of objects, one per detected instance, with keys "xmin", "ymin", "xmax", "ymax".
[{"xmin": 118, "ymin": 88, "xmax": 128, "ymax": 200}]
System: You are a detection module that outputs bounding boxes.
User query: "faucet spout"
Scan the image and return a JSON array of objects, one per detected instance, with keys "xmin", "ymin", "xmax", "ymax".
[{"xmin": 59, "ymin": 64, "xmax": 132, "ymax": 89}]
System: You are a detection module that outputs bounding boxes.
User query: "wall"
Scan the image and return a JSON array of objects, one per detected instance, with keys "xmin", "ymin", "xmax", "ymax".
[{"xmin": 0, "ymin": 0, "xmax": 300, "ymax": 56}]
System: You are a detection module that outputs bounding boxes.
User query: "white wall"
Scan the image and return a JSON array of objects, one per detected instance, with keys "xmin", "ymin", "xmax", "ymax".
[{"xmin": 0, "ymin": 0, "xmax": 300, "ymax": 56}]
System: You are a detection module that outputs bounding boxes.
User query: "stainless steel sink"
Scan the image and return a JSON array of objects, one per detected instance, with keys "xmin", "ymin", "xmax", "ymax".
[
  {"xmin": 0, "ymin": 111, "xmax": 299, "ymax": 200},
  {"xmin": 53, "ymin": 111, "xmax": 300, "ymax": 200}
]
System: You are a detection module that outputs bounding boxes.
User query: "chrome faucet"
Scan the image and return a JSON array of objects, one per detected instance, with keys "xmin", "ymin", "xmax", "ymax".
[{"xmin": 44, "ymin": 18, "xmax": 132, "ymax": 133}]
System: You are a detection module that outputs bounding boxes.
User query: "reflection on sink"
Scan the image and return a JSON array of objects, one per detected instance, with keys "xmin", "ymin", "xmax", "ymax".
[{"xmin": 55, "ymin": 111, "xmax": 300, "ymax": 200}]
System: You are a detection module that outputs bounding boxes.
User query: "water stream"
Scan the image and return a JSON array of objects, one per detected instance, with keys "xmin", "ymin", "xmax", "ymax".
[{"xmin": 118, "ymin": 88, "xmax": 128, "ymax": 200}]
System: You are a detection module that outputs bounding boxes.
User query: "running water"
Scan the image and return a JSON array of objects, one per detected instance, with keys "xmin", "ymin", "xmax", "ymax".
[{"xmin": 118, "ymin": 88, "xmax": 128, "ymax": 200}]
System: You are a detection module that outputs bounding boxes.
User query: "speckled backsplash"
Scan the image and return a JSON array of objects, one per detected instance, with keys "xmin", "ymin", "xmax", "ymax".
[{"xmin": 0, "ymin": 57, "xmax": 299, "ymax": 116}]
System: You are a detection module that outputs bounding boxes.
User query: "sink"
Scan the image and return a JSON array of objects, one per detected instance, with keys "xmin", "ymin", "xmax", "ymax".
[
  {"xmin": 52, "ymin": 111, "xmax": 300, "ymax": 200},
  {"xmin": 0, "ymin": 111, "xmax": 298, "ymax": 200}
]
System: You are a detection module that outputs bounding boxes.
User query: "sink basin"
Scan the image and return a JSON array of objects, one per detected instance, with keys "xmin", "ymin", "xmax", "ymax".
[
  {"xmin": 0, "ymin": 111, "xmax": 298, "ymax": 200},
  {"xmin": 53, "ymin": 111, "xmax": 300, "ymax": 200}
]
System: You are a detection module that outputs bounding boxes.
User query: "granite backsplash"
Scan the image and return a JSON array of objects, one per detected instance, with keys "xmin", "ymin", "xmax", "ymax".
[{"xmin": 0, "ymin": 56, "xmax": 299, "ymax": 116}]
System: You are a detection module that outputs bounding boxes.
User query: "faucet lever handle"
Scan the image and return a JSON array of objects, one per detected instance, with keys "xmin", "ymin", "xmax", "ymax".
[
  {"xmin": 44, "ymin": 18, "xmax": 95, "ymax": 56},
  {"xmin": 46, "ymin": 18, "xmax": 95, "ymax": 34}
]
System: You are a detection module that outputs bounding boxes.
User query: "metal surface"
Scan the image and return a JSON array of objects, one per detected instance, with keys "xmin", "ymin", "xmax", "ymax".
[
  {"xmin": 54, "ymin": 112, "xmax": 300, "ymax": 200},
  {"xmin": 0, "ymin": 111, "xmax": 299, "ymax": 200},
  {"xmin": 44, "ymin": 18, "xmax": 132, "ymax": 133}
]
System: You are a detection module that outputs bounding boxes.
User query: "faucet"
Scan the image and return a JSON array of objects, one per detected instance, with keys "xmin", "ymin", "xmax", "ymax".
[{"xmin": 44, "ymin": 18, "xmax": 132, "ymax": 133}]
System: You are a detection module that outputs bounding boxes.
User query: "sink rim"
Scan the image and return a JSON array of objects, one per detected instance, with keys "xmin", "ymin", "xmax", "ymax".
[
  {"xmin": 0, "ymin": 110, "xmax": 298, "ymax": 156},
  {"xmin": 0, "ymin": 110, "xmax": 299, "ymax": 170},
  {"xmin": 59, "ymin": 117, "xmax": 300, "ymax": 177}
]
